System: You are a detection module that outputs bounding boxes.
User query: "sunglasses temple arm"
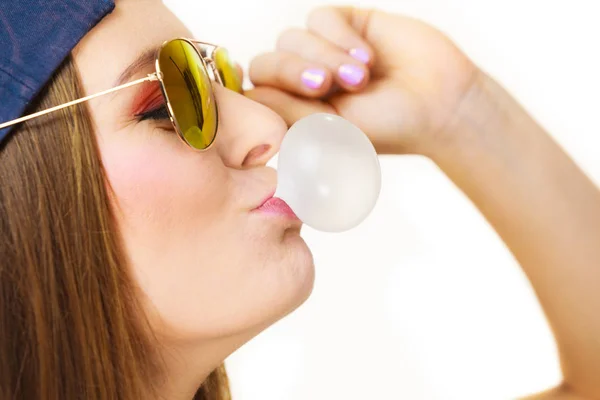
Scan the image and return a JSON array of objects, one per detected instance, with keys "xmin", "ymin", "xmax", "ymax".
[{"xmin": 0, "ymin": 74, "xmax": 160, "ymax": 130}]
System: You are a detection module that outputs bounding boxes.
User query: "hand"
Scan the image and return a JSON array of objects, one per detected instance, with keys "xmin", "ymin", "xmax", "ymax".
[{"xmin": 246, "ymin": 7, "xmax": 481, "ymax": 155}]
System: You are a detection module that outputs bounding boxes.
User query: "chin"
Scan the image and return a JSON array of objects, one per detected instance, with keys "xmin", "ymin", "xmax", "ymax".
[{"xmin": 279, "ymin": 231, "xmax": 315, "ymax": 313}]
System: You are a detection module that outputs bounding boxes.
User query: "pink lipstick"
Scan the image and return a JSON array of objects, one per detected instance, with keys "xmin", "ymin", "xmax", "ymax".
[{"xmin": 255, "ymin": 196, "xmax": 300, "ymax": 220}]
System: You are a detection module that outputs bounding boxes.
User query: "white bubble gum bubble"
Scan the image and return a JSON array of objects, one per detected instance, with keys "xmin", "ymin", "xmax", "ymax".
[{"xmin": 275, "ymin": 113, "xmax": 381, "ymax": 232}]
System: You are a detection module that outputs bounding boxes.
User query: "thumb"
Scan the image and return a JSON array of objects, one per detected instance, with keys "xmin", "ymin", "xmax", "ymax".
[
  {"xmin": 306, "ymin": 7, "xmax": 438, "ymax": 73},
  {"xmin": 306, "ymin": 6, "xmax": 377, "ymax": 67}
]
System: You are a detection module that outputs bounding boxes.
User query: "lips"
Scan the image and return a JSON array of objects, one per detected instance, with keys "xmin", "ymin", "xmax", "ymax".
[
  {"xmin": 254, "ymin": 194, "xmax": 300, "ymax": 220},
  {"xmin": 256, "ymin": 191, "xmax": 276, "ymax": 209}
]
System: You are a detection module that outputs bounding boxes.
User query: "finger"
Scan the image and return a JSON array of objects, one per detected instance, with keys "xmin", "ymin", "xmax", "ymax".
[
  {"xmin": 234, "ymin": 63, "xmax": 246, "ymax": 91},
  {"xmin": 276, "ymin": 28, "xmax": 370, "ymax": 92},
  {"xmin": 245, "ymin": 87, "xmax": 334, "ymax": 127},
  {"xmin": 249, "ymin": 52, "xmax": 334, "ymax": 98},
  {"xmin": 306, "ymin": 6, "xmax": 375, "ymax": 66},
  {"xmin": 235, "ymin": 63, "xmax": 244, "ymax": 82}
]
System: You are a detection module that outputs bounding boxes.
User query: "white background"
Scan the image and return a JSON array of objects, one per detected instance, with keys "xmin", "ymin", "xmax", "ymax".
[{"xmin": 164, "ymin": 0, "xmax": 600, "ymax": 399}]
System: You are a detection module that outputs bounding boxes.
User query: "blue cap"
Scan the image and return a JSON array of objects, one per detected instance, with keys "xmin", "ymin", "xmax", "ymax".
[{"xmin": 0, "ymin": 0, "xmax": 115, "ymax": 142}]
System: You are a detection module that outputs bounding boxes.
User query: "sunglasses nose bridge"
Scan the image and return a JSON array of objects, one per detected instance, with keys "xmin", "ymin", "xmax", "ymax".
[{"xmin": 204, "ymin": 59, "xmax": 224, "ymax": 86}]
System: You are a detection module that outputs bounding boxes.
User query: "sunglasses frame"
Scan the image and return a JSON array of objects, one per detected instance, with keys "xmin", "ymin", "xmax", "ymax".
[{"xmin": 0, "ymin": 37, "xmax": 234, "ymax": 151}]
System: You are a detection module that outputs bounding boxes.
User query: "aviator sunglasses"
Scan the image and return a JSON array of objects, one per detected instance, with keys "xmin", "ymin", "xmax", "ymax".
[{"xmin": 0, "ymin": 38, "xmax": 243, "ymax": 150}]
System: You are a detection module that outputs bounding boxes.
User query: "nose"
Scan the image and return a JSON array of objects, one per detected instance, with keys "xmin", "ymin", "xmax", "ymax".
[{"xmin": 212, "ymin": 86, "xmax": 287, "ymax": 168}]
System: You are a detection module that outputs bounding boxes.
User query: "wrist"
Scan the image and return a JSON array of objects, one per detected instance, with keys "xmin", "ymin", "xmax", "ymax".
[{"xmin": 421, "ymin": 70, "xmax": 521, "ymax": 165}]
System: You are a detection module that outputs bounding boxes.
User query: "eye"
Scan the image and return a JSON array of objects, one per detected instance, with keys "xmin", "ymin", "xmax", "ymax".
[{"xmin": 137, "ymin": 105, "xmax": 170, "ymax": 121}]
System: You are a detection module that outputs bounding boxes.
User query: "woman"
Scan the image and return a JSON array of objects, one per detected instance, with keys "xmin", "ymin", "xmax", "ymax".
[
  {"xmin": 0, "ymin": 2, "xmax": 598, "ymax": 400},
  {"xmin": 1, "ymin": 0, "xmax": 311, "ymax": 398}
]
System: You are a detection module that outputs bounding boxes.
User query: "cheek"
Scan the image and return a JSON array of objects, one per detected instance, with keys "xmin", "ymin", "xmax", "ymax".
[
  {"xmin": 98, "ymin": 130, "xmax": 228, "ymax": 236},
  {"xmin": 95, "ymin": 128, "xmax": 315, "ymax": 342}
]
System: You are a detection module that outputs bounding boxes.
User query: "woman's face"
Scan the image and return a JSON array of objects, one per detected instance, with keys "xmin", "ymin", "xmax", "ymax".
[{"xmin": 73, "ymin": 0, "xmax": 314, "ymax": 349}]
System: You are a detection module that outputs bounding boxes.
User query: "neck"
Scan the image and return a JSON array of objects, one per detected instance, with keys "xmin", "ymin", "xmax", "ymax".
[
  {"xmin": 152, "ymin": 331, "xmax": 251, "ymax": 400},
  {"xmin": 153, "ymin": 341, "xmax": 223, "ymax": 400}
]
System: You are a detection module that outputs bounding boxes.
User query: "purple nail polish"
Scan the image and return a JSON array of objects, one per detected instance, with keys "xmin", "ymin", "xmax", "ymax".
[
  {"xmin": 349, "ymin": 48, "xmax": 370, "ymax": 64},
  {"xmin": 301, "ymin": 68, "xmax": 326, "ymax": 89},
  {"xmin": 338, "ymin": 64, "xmax": 365, "ymax": 86}
]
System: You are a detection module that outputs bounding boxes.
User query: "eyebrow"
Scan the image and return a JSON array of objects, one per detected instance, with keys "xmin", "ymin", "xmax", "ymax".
[{"xmin": 115, "ymin": 45, "xmax": 161, "ymax": 86}]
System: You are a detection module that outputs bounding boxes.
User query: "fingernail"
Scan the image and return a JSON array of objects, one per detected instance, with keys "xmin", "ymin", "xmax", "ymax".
[
  {"xmin": 338, "ymin": 64, "xmax": 365, "ymax": 86},
  {"xmin": 301, "ymin": 68, "xmax": 326, "ymax": 89},
  {"xmin": 349, "ymin": 48, "xmax": 370, "ymax": 64}
]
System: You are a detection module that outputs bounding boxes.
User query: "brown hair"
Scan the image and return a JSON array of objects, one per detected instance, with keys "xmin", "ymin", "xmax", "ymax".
[{"xmin": 0, "ymin": 55, "xmax": 230, "ymax": 399}]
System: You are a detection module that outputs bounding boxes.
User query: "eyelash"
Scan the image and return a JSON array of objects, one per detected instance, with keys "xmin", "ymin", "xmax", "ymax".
[{"xmin": 137, "ymin": 105, "xmax": 170, "ymax": 122}]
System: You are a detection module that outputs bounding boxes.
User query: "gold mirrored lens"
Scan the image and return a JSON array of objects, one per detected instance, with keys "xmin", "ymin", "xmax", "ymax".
[
  {"xmin": 159, "ymin": 39, "xmax": 217, "ymax": 149},
  {"xmin": 214, "ymin": 47, "xmax": 243, "ymax": 93}
]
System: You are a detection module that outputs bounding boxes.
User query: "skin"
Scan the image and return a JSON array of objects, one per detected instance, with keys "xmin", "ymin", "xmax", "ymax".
[
  {"xmin": 54, "ymin": 0, "xmax": 600, "ymax": 398},
  {"xmin": 248, "ymin": 6, "xmax": 600, "ymax": 400},
  {"xmin": 72, "ymin": 0, "xmax": 314, "ymax": 398}
]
